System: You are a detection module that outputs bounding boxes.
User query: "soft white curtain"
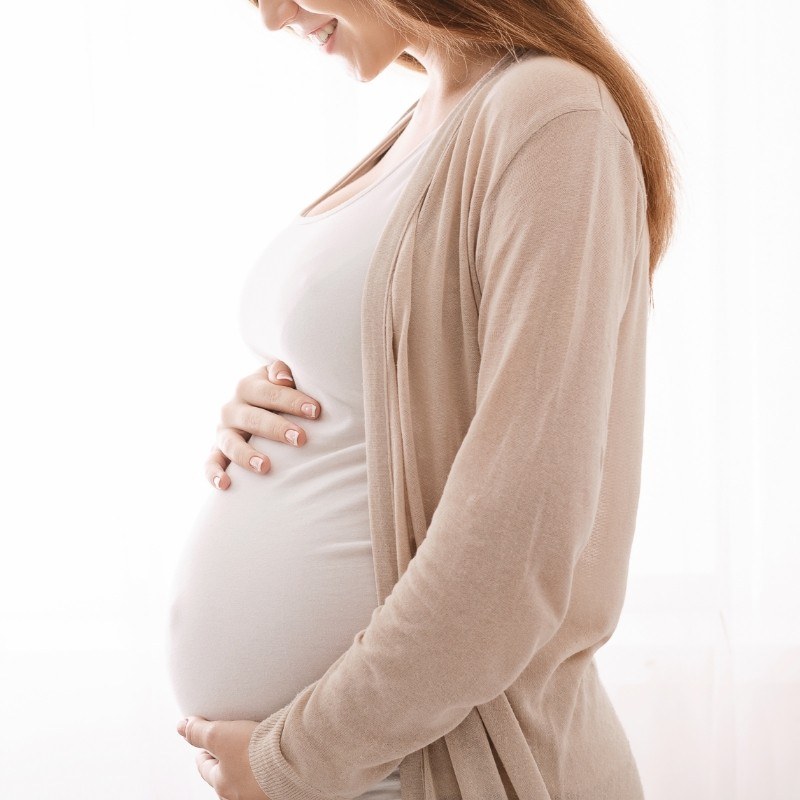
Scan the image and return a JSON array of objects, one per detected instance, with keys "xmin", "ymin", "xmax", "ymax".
[{"xmin": 1, "ymin": 0, "xmax": 796, "ymax": 797}]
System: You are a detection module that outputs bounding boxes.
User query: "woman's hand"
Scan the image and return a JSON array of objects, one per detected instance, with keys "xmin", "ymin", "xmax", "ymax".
[
  {"xmin": 206, "ymin": 359, "xmax": 322, "ymax": 489},
  {"xmin": 177, "ymin": 715, "xmax": 270, "ymax": 799}
]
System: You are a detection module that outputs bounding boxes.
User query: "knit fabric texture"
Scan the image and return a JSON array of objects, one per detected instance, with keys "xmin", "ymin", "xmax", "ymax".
[{"xmin": 248, "ymin": 47, "xmax": 650, "ymax": 800}]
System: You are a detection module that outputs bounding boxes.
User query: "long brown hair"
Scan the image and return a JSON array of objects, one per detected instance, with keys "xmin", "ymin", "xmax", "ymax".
[
  {"xmin": 359, "ymin": 0, "xmax": 678, "ymax": 303},
  {"xmin": 251, "ymin": 0, "xmax": 678, "ymax": 302}
]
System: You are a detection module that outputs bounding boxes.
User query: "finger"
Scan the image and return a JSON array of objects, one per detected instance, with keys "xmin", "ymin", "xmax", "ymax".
[
  {"xmin": 255, "ymin": 374, "xmax": 322, "ymax": 421},
  {"xmin": 195, "ymin": 749, "xmax": 219, "ymax": 789},
  {"xmin": 183, "ymin": 715, "xmax": 215, "ymax": 752},
  {"xmin": 264, "ymin": 362, "xmax": 323, "ymax": 419},
  {"xmin": 220, "ymin": 400, "xmax": 308, "ymax": 450},
  {"xmin": 220, "ymin": 399, "xmax": 307, "ymax": 450},
  {"xmin": 238, "ymin": 365, "xmax": 322, "ymax": 421},
  {"xmin": 267, "ymin": 359, "xmax": 295, "ymax": 385},
  {"xmin": 216, "ymin": 426, "xmax": 273, "ymax": 474},
  {"xmin": 205, "ymin": 448, "xmax": 232, "ymax": 490}
]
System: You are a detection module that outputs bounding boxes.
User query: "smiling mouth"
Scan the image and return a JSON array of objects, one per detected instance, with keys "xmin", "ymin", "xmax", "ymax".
[{"xmin": 307, "ymin": 19, "xmax": 338, "ymax": 45}]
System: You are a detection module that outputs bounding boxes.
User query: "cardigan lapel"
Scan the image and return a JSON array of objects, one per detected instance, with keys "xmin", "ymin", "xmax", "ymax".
[
  {"xmin": 359, "ymin": 50, "xmax": 533, "ymax": 800},
  {"xmin": 360, "ymin": 48, "xmax": 520, "ymax": 606},
  {"xmin": 358, "ymin": 46, "xmax": 583, "ymax": 800}
]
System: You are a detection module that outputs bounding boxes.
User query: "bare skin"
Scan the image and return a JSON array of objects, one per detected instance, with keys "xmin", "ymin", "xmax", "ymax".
[
  {"xmin": 207, "ymin": 359, "xmax": 317, "ymax": 488},
  {"xmin": 207, "ymin": 2, "xmax": 504, "ymax": 488},
  {"xmin": 187, "ymin": 9, "xmax": 509, "ymax": 795},
  {"xmin": 262, "ymin": 0, "xmax": 504, "ymax": 215}
]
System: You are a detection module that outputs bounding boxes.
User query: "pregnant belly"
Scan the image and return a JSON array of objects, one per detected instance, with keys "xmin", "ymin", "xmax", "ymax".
[{"xmin": 166, "ymin": 434, "xmax": 379, "ymax": 722}]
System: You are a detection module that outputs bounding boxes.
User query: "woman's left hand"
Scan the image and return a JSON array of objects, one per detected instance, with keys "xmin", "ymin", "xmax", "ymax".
[{"xmin": 177, "ymin": 716, "xmax": 270, "ymax": 799}]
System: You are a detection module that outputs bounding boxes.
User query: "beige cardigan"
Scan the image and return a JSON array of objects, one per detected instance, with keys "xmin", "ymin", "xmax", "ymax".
[{"xmin": 249, "ymin": 46, "xmax": 649, "ymax": 800}]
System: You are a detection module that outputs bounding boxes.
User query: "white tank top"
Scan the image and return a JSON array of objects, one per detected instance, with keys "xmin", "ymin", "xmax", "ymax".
[{"xmin": 167, "ymin": 127, "xmax": 436, "ymax": 798}]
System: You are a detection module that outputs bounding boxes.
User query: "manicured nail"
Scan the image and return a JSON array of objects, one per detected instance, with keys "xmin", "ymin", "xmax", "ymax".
[
  {"xmin": 276, "ymin": 371, "xmax": 293, "ymax": 381},
  {"xmin": 301, "ymin": 403, "xmax": 317, "ymax": 418},
  {"xmin": 285, "ymin": 429, "xmax": 299, "ymax": 446},
  {"xmin": 213, "ymin": 475, "xmax": 221, "ymax": 489},
  {"xmin": 249, "ymin": 456, "xmax": 263, "ymax": 471}
]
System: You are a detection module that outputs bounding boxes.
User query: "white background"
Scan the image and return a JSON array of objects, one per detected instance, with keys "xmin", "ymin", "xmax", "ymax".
[{"xmin": 1, "ymin": 0, "xmax": 798, "ymax": 797}]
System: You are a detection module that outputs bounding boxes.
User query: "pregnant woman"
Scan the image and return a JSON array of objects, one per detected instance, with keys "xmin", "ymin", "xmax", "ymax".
[{"xmin": 168, "ymin": 0, "xmax": 677, "ymax": 798}]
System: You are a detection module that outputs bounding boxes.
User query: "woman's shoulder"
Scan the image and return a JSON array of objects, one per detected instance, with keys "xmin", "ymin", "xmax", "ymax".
[{"xmin": 470, "ymin": 49, "xmax": 633, "ymax": 151}]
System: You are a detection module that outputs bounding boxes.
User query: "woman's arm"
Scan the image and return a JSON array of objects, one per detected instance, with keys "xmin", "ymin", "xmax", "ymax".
[{"xmin": 248, "ymin": 107, "xmax": 646, "ymax": 800}]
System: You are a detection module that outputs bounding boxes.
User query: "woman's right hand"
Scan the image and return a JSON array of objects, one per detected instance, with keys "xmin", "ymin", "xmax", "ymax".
[{"xmin": 205, "ymin": 359, "xmax": 322, "ymax": 490}]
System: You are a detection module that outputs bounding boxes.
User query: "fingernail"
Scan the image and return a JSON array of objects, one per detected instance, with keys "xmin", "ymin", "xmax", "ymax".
[
  {"xmin": 213, "ymin": 475, "xmax": 221, "ymax": 489},
  {"xmin": 249, "ymin": 456, "xmax": 263, "ymax": 471},
  {"xmin": 285, "ymin": 429, "xmax": 299, "ymax": 446},
  {"xmin": 276, "ymin": 371, "xmax": 293, "ymax": 381},
  {"xmin": 301, "ymin": 403, "xmax": 317, "ymax": 418}
]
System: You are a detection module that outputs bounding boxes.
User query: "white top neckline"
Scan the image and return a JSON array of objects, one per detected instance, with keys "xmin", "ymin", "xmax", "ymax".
[{"xmin": 296, "ymin": 125, "xmax": 437, "ymax": 224}]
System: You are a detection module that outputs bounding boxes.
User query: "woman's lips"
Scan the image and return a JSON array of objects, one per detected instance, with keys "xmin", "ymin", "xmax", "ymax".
[
  {"xmin": 307, "ymin": 18, "xmax": 338, "ymax": 45},
  {"xmin": 308, "ymin": 19, "xmax": 336, "ymax": 36}
]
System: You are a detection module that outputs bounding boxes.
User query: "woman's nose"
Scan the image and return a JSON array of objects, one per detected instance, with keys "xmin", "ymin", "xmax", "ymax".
[{"xmin": 258, "ymin": 0, "xmax": 299, "ymax": 32}]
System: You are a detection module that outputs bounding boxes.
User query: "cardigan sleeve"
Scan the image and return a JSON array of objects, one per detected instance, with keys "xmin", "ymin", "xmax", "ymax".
[{"xmin": 248, "ymin": 107, "xmax": 645, "ymax": 800}]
